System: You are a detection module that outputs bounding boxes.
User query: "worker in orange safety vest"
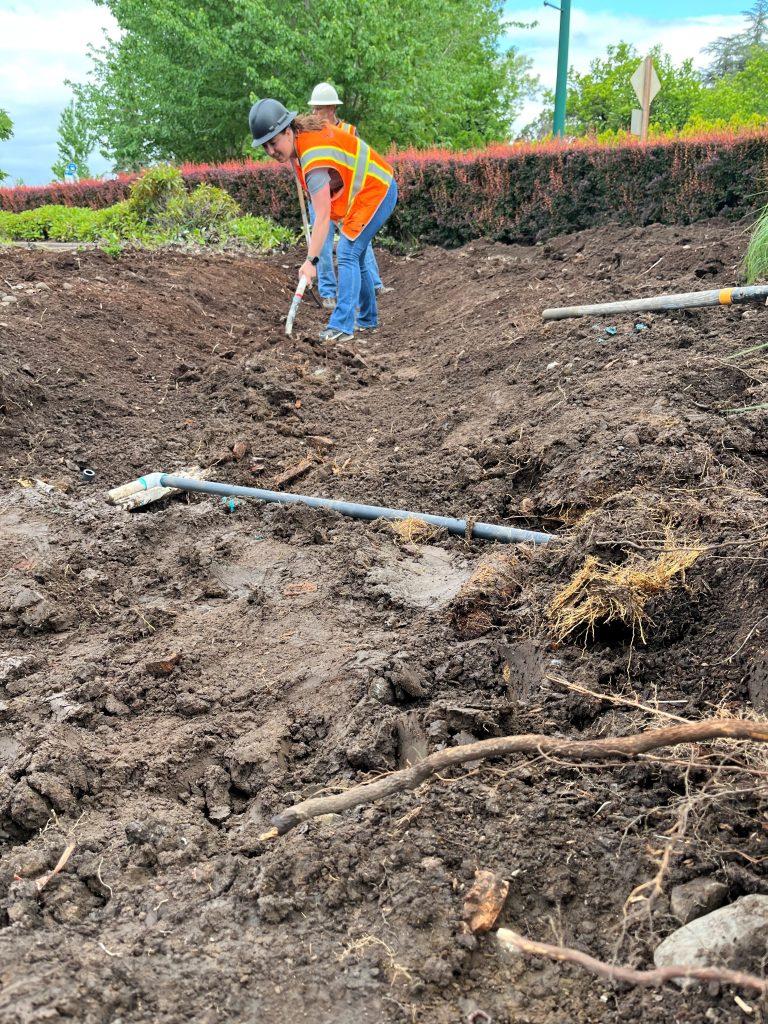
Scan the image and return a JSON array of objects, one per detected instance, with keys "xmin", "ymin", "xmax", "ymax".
[
  {"xmin": 249, "ymin": 97, "xmax": 398, "ymax": 345},
  {"xmin": 307, "ymin": 82, "xmax": 386, "ymax": 308}
]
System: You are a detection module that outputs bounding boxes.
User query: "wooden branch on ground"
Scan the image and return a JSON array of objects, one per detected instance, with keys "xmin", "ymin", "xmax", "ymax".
[
  {"xmin": 260, "ymin": 718, "xmax": 768, "ymax": 839},
  {"xmin": 496, "ymin": 927, "xmax": 768, "ymax": 994},
  {"xmin": 272, "ymin": 457, "xmax": 316, "ymax": 489}
]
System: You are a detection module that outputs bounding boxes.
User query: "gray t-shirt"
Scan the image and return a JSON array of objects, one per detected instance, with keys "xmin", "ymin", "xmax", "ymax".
[{"xmin": 306, "ymin": 168, "xmax": 330, "ymax": 194}]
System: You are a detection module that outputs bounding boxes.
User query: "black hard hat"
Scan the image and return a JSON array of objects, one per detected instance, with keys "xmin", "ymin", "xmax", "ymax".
[{"xmin": 249, "ymin": 98, "xmax": 296, "ymax": 147}]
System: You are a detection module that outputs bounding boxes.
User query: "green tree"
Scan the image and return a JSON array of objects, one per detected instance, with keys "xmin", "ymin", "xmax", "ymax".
[
  {"xmin": 72, "ymin": 0, "xmax": 537, "ymax": 168},
  {"xmin": 518, "ymin": 88, "xmax": 555, "ymax": 140},
  {"xmin": 0, "ymin": 109, "xmax": 13, "ymax": 183},
  {"xmin": 566, "ymin": 43, "xmax": 702, "ymax": 135},
  {"xmin": 51, "ymin": 99, "xmax": 98, "ymax": 180},
  {"xmin": 694, "ymin": 46, "xmax": 768, "ymax": 121},
  {"xmin": 702, "ymin": 1, "xmax": 768, "ymax": 84}
]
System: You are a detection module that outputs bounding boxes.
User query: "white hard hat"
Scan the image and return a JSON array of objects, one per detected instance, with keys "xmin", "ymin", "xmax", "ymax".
[{"xmin": 309, "ymin": 82, "xmax": 342, "ymax": 106}]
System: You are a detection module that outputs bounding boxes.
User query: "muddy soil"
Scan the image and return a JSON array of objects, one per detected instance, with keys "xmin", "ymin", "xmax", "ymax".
[{"xmin": 0, "ymin": 219, "xmax": 766, "ymax": 1024}]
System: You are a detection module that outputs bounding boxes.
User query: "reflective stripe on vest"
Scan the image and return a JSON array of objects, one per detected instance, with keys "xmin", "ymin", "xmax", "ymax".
[
  {"xmin": 300, "ymin": 139, "xmax": 392, "ymax": 217},
  {"xmin": 296, "ymin": 125, "xmax": 394, "ymax": 239}
]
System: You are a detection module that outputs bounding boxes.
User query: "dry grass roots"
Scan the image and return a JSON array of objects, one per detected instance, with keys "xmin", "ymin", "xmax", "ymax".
[{"xmin": 548, "ymin": 534, "xmax": 702, "ymax": 644}]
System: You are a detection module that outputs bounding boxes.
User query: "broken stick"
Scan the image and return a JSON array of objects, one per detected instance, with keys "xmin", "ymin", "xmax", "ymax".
[{"xmin": 259, "ymin": 718, "xmax": 768, "ymax": 839}]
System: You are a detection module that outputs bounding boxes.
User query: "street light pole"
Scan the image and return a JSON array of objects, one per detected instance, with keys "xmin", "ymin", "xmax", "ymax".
[{"xmin": 552, "ymin": 0, "xmax": 571, "ymax": 137}]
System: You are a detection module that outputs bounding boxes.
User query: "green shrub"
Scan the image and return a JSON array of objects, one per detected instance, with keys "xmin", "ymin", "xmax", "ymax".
[
  {"xmin": 0, "ymin": 168, "xmax": 293, "ymax": 252},
  {"xmin": 128, "ymin": 164, "xmax": 185, "ymax": 222},
  {"xmin": 0, "ymin": 204, "xmax": 100, "ymax": 241},
  {"xmin": 157, "ymin": 182, "xmax": 240, "ymax": 242},
  {"xmin": 229, "ymin": 214, "xmax": 294, "ymax": 249}
]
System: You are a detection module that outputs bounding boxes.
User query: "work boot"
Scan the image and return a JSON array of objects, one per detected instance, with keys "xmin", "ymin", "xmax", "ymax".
[
  {"xmin": 321, "ymin": 296, "xmax": 336, "ymax": 310},
  {"xmin": 375, "ymin": 285, "xmax": 394, "ymax": 295},
  {"xmin": 319, "ymin": 327, "xmax": 354, "ymax": 344}
]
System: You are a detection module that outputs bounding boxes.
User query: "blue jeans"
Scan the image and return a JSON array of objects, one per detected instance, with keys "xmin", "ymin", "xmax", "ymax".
[
  {"xmin": 308, "ymin": 203, "xmax": 338, "ymax": 299},
  {"xmin": 309, "ymin": 205, "xmax": 383, "ymax": 297},
  {"xmin": 365, "ymin": 245, "xmax": 383, "ymax": 291},
  {"xmin": 329, "ymin": 179, "xmax": 398, "ymax": 335}
]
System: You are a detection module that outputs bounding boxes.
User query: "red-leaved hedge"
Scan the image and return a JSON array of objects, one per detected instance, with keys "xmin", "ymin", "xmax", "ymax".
[{"xmin": 2, "ymin": 131, "xmax": 767, "ymax": 246}]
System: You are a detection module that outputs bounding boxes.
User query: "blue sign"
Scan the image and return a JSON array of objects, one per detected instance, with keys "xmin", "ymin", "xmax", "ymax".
[{"xmin": 65, "ymin": 162, "xmax": 78, "ymax": 175}]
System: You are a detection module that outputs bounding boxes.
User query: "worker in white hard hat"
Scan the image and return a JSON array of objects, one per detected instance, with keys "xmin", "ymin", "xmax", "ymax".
[{"xmin": 306, "ymin": 82, "xmax": 389, "ymax": 312}]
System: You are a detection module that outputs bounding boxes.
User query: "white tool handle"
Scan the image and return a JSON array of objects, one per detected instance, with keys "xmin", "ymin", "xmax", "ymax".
[
  {"xmin": 295, "ymin": 176, "xmax": 311, "ymax": 248},
  {"xmin": 285, "ymin": 275, "xmax": 309, "ymax": 336}
]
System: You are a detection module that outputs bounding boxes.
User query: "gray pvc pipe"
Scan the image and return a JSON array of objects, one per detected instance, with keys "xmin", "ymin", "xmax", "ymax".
[
  {"xmin": 542, "ymin": 284, "xmax": 768, "ymax": 321},
  {"xmin": 156, "ymin": 474, "xmax": 555, "ymax": 546}
]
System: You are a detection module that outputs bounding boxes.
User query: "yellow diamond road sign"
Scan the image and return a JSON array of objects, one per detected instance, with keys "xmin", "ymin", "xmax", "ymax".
[{"xmin": 631, "ymin": 60, "xmax": 661, "ymax": 104}]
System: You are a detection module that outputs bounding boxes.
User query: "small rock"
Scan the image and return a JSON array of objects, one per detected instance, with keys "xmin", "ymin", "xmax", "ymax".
[
  {"xmin": 427, "ymin": 719, "xmax": 448, "ymax": 742},
  {"xmin": 307, "ymin": 435, "xmax": 334, "ymax": 451},
  {"xmin": 671, "ymin": 877, "xmax": 728, "ymax": 924},
  {"xmin": 369, "ymin": 677, "xmax": 396, "ymax": 704},
  {"xmin": 496, "ymin": 927, "xmax": 524, "ymax": 958},
  {"xmin": 654, "ymin": 894, "xmax": 768, "ymax": 985},
  {"xmin": 0, "ymin": 655, "xmax": 39, "ymax": 684},
  {"xmin": 463, "ymin": 868, "xmax": 509, "ymax": 933},
  {"xmin": 390, "ymin": 661, "xmax": 428, "ymax": 699},
  {"xmin": 103, "ymin": 694, "xmax": 130, "ymax": 716}
]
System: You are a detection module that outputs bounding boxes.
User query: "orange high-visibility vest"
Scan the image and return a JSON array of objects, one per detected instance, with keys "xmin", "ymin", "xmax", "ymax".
[
  {"xmin": 337, "ymin": 120, "xmax": 358, "ymax": 137},
  {"xmin": 294, "ymin": 123, "xmax": 394, "ymax": 240}
]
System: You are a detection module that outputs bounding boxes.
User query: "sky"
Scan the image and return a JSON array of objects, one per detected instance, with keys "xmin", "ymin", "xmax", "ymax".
[
  {"xmin": 0, "ymin": 0, "xmax": 753, "ymax": 186},
  {"xmin": 504, "ymin": 0, "xmax": 745, "ymax": 129}
]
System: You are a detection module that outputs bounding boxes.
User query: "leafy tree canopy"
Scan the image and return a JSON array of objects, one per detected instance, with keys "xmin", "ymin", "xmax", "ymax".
[
  {"xmin": 73, "ymin": 0, "xmax": 538, "ymax": 169},
  {"xmin": 702, "ymin": 0, "xmax": 768, "ymax": 84},
  {"xmin": 695, "ymin": 46, "xmax": 768, "ymax": 121},
  {"xmin": 566, "ymin": 43, "xmax": 702, "ymax": 136},
  {"xmin": 51, "ymin": 99, "xmax": 98, "ymax": 181},
  {"xmin": 0, "ymin": 109, "xmax": 13, "ymax": 183}
]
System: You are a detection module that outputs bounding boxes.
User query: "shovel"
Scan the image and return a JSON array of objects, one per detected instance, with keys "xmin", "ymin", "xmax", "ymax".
[
  {"xmin": 285, "ymin": 274, "xmax": 322, "ymax": 337},
  {"xmin": 285, "ymin": 275, "xmax": 309, "ymax": 336}
]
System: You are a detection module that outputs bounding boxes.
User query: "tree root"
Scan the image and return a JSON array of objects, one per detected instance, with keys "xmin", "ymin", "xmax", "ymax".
[
  {"xmin": 260, "ymin": 718, "xmax": 768, "ymax": 839},
  {"xmin": 496, "ymin": 927, "xmax": 768, "ymax": 995}
]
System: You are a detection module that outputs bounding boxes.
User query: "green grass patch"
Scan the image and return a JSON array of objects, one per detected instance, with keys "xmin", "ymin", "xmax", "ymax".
[{"xmin": 744, "ymin": 203, "xmax": 768, "ymax": 284}]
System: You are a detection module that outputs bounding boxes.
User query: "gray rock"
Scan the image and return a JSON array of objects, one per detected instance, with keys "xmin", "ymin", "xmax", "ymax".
[
  {"xmin": 671, "ymin": 877, "xmax": 728, "ymax": 924},
  {"xmin": 369, "ymin": 676, "xmax": 396, "ymax": 704},
  {"xmin": 0, "ymin": 654, "xmax": 39, "ymax": 684},
  {"xmin": 654, "ymin": 894, "xmax": 768, "ymax": 985}
]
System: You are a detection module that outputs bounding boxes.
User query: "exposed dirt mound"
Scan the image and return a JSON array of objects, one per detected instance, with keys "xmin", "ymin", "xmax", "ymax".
[{"xmin": 0, "ymin": 218, "xmax": 767, "ymax": 1024}]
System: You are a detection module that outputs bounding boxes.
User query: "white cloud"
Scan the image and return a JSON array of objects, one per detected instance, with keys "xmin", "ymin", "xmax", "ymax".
[
  {"xmin": 0, "ymin": 1, "xmax": 118, "ymax": 184},
  {"xmin": 506, "ymin": 8, "xmax": 746, "ymax": 131}
]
